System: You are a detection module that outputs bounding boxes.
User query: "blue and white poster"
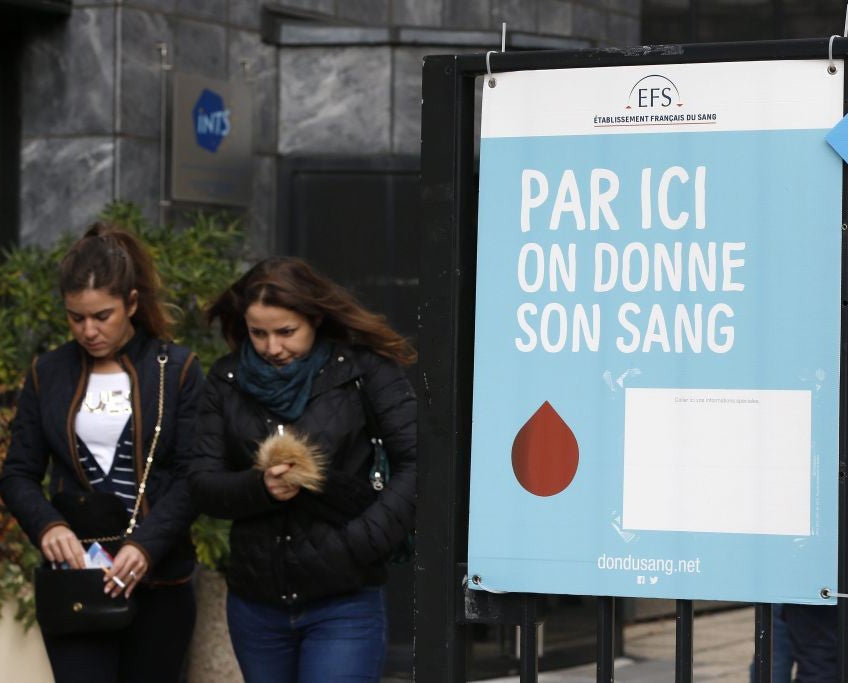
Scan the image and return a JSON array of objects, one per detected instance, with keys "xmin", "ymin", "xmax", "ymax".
[{"xmin": 468, "ymin": 60, "xmax": 844, "ymax": 604}]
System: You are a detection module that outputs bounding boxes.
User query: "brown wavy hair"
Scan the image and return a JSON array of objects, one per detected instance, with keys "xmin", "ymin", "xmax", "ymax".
[
  {"xmin": 208, "ymin": 257, "xmax": 417, "ymax": 365},
  {"xmin": 58, "ymin": 222, "xmax": 173, "ymax": 339}
]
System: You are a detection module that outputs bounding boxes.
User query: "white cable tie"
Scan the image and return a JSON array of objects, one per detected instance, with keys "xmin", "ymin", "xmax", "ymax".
[
  {"xmin": 486, "ymin": 50, "xmax": 498, "ymax": 88},
  {"xmin": 820, "ymin": 587, "xmax": 848, "ymax": 599},
  {"xmin": 486, "ymin": 23, "xmax": 507, "ymax": 89},
  {"xmin": 843, "ymin": 2, "xmax": 848, "ymax": 37},
  {"xmin": 828, "ymin": 35, "xmax": 840, "ymax": 74}
]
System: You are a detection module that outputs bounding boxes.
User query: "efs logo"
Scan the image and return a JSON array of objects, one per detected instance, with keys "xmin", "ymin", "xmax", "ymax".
[
  {"xmin": 193, "ymin": 88, "xmax": 231, "ymax": 153},
  {"xmin": 626, "ymin": 75, "xmax": 683, "ymax": 109}
]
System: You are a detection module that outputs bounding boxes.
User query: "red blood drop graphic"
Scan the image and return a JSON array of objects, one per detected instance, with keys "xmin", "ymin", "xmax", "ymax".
[{"xmin": 512, "ymin": 401, "xmax": 579, "ymax": 497}]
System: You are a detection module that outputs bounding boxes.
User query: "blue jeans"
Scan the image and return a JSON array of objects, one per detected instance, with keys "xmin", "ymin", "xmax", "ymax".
[
  {"xmin": 782, "ymin": 603, "xmax": 838, "ymax": 682},
  {"xmin": 227, "ymin": 588, "xmax": 387, "ymax": 683}
]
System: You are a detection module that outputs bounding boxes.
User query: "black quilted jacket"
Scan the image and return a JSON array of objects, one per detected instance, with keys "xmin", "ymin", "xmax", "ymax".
[
  {"xmin": 0, "ymin": 331, "xmax": 203, "ymax": 582},
  {"xmin": 188, "ymin": 343, "xmax": 416, "ymax": 606}
]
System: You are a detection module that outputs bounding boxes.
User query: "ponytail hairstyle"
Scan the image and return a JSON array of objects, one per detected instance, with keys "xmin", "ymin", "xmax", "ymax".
[
  {"xmin": 58, "ymin": 222, "xmax": 173, "ymax": 339},
  {"xmin": 208, "ymin": 257, "xmax": 417, "ymax": 365}
]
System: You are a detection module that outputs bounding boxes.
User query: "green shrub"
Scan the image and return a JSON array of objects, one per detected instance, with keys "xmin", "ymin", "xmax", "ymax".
[
  {"xmin": 0, "ymin": 240, "xmax": 72, "ymax": 393},
  {"xmin": 0, "ymin": 201, "xmax": 245, "ymax": 625}
]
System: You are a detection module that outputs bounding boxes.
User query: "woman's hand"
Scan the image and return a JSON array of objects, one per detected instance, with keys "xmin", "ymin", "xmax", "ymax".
[
  {"xmin": 40, "ymin": 525, "xmax": 86, "ymax": 569},
  {"xmin": 104, "ymin": 545, "xmax": 149, "ymax": 598},
  {"xmin": 263, "ymin": 463, "xmax": 301, "ymax": 501}
]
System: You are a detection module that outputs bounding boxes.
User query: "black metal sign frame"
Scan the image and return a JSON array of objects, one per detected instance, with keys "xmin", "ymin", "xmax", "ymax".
[{"xmin": 416, "ymin": 37, "xmax": 848, "ymax": 683}]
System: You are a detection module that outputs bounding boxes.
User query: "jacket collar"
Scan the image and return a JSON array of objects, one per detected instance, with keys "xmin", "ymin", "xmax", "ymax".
[
  {"xmin": 119, "ymin": 327, "xmax": 156, "ymax": 362},
  {"xmin": 213, "ymin": 341, "xmax": 363, "ymax": 396},
  {"xmin": 75, "ymin": 326, "xmax": 155, "ymax": 366},
  {"xmin": 310, "ymin": 344, "xmax": 361, "ymax": 396}
]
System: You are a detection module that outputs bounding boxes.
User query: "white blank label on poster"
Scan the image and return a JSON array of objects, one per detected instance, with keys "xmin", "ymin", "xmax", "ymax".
[{"xmin": 622, "ymin": 388, "xmax": 811, "ymax": 536}]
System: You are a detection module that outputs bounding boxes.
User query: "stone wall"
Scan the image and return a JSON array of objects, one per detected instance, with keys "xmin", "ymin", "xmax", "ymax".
[
  {"xmin": 274, "ymin": 0, "xmax": 640, "ymax": 144},
  {"xmin": 19, "ymin": 1, "xmax": 278, "ymax": 253},
  {"xmin": 18, "ymin": 0, "xmax": 640, "ymax": 250},
  {"xmin": 642, "ymin": 0, "xmax": 846, "ymax": 43}
]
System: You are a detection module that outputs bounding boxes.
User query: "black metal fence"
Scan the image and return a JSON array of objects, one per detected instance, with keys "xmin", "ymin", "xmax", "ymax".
[{"xmin": 415, "ymin": 37, "xmax": 848, "ymax": 683}]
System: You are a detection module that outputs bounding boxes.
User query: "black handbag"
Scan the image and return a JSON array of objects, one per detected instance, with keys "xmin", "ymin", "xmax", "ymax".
[
  {"xmin": 355, "ymin": 378, "xmax": 415, "ymax": 564},
  {"xmin": 34, "ymin": 567, "xmax": 138, "ymax": 636},
  {"xmin": 34, "ymin": 348, "xmax": 169, "ymax": 636}
]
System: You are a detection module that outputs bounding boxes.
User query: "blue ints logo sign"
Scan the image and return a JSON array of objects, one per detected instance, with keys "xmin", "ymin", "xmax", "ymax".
[
  {"xmin": 192, "ymin": 88, "xmax": 231, "ymax": 153},
  {"xmin": 626, "ymin": 74, "xmax": 683, "ymax": 109}
]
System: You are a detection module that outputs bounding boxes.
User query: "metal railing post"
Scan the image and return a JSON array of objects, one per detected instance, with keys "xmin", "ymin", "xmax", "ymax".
[
  {"xmin": 676, "ymin": 600, "xmax": 694, "ymax": 683},
  {"xmin": 416, "ymin": 53, "xmax": 479, "ymax": 683},
  {"xmin": 753, "ymin": 603, "xmax": 773, "ymax": 683},
  {"xmin": 597, "ymin": 596, "xmax": 615, "ymax": 682}
]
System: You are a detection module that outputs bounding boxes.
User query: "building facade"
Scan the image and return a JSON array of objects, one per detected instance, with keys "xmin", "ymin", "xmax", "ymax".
[
  {"xmin": 2, "ymin": 0, "xmax": 640, "ymax": 255},
  {"xmin": 643, "ymin": 0, "xmax": 846, "ymax": 44}
]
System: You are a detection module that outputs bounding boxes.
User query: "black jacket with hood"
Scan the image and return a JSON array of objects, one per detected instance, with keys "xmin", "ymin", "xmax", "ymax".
[
  {"xmin": 188, "ymin": 343, "xmax": 416, "ymax": 606},
  {"xmin": 0, "ymin": 330, "xmax": 203, "ymax": 582}
]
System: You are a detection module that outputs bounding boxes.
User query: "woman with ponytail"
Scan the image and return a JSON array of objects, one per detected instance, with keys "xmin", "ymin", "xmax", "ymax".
[
  {"xmin": 190, "ymin": 257, "xmax": 417, "ymax": 683},
  {"xmin": 0, "ymin": 222, "xmax": 203, "ymax": 682}
]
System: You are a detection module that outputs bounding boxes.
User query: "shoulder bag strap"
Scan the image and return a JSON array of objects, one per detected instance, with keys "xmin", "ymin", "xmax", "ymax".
[{"xmin": 354, "ymin": 378, "xmax": 388, "ymax": 491}]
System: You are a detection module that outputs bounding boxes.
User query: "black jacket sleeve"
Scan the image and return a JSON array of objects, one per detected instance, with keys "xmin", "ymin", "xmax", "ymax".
[
  {"xmin": 0, "ymin": 362, "xmax": 69, "ymax": 547},
  {"xmin": 188, "ymin": 371, "xmax": 282, "ymax": 520}
]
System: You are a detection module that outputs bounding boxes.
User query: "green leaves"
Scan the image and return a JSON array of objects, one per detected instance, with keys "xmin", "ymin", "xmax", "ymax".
[
  {"xmin": 0, "ymin": 240, "xmax": 72, "ymax": 392},
  {"xmin": 0, "ymin": 510, "xmax": 40, "ymax": 629},
  {"xmin": 191, "ymin": 516, "xmax": 232, "ymax": 572}
]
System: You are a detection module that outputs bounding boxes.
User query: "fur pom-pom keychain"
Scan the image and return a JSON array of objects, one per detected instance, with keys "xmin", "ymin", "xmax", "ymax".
[{"xmin": 254, "ymin": 428, "xmax": 326, "ymax": 492}]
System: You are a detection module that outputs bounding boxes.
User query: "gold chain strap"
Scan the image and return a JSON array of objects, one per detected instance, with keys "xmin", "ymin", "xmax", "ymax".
[{"xmin": 80, "ymin": 352, "xmax": 167, "ymax": 544}]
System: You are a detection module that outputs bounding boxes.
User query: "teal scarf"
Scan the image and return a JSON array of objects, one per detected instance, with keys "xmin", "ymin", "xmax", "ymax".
[{"xmin": 237, "ymin": 339, "xmax": 331, "ymax": 422}]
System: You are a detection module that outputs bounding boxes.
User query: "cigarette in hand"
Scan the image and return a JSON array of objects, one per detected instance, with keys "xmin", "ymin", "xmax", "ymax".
[{"xmin": 104, "ymin": 569, "xmax": 126, "ymax": 589}]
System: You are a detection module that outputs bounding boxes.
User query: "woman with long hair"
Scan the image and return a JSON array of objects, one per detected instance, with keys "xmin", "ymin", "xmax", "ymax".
[
  {"xmin": 190, "ymin": 257, "xmax": 416, "ymax": 683},
  {"xmin": 0, "ymin": 222, "xmax": 203, "ymax": 682}
]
